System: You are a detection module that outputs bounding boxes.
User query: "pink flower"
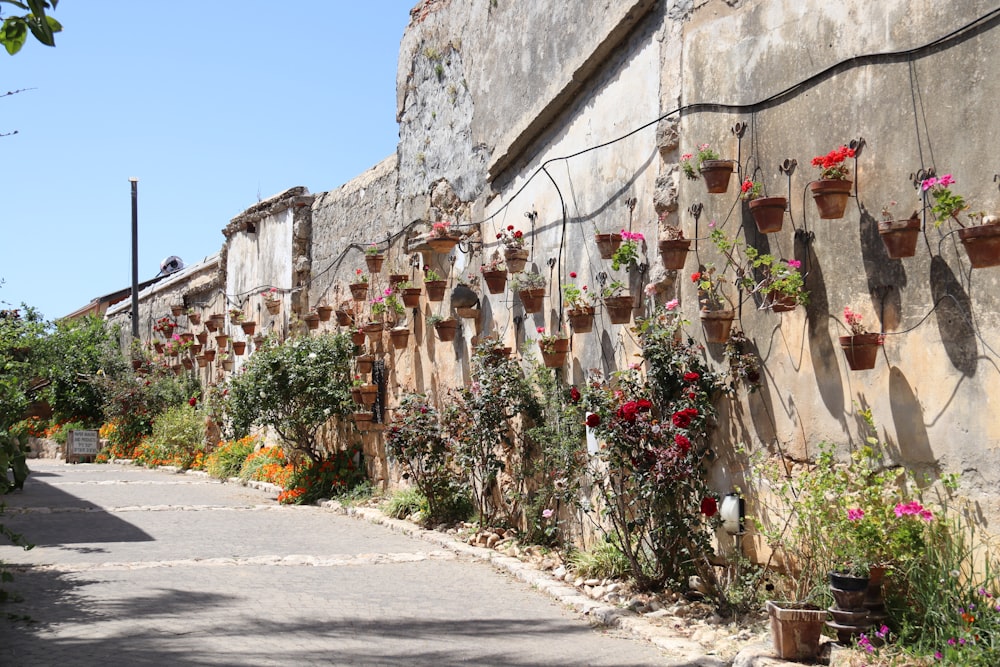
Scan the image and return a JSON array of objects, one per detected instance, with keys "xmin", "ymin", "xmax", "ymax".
[
  {"xmin": 665, "ymin": 298, "xmax": 679, "ymax": 311},
  {"xmin": 542, "ymin": 509, "xmax": 554, "ymax": 519},
  {"xmin": 384, "ymin": 288, "xmax": 393, "ymax": 296},
  {"xmin": 536, "ymin": 326, "xmax": 545, "ymax": 334},
  {"xmin": 921, "ymin": 176, "xmax": 938, "ymax": 191},
  {"xmin": 681, "ymin": 153, "xmax": 692, "ymax": 161},
  {"xmin": 787, "ymin": 259, "xmax": 801, "ymax": 269},
  {"xmin": 938, "ymin": 173, "xmax": 955, "ymax": 187},
  {"xmin": 644, "ymin": 283, "xmax": 657, "ymax": 296},
  {"xmin": 847, "ymin": 508, "xmax": 865, "ymax": 521}
]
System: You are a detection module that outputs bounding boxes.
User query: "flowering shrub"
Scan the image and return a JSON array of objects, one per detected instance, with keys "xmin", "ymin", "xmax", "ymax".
[
  {"xmin": 205, "ymin": 435, "xmax": 259, "ymax": 479},
  {"xmin": 562, "ymin": 275, "xmax": 593, "ymax": 310},
  {"xmin": 497, "ymin": 225, "xmax": 525, "ymax": 250},
  {"xmin": 278, "ymin": 448, "xmax": 364, "ymax": 505},
  {"xmin": 133, "ymin": 404, "xmax": 206, "ymax": 470},
  {"xmin": 480, "ymin": 251, "xmax": 507, "ymax": 273},
  {"xmin": 922, "ymin": 173, "xmax": 969, "ymax": 227},
  {"xmin": 239, "ymin": 446, "xmax": 294, "ymax": 487},
  {"xmin": 812, "ymin": 144, "xmax": 856, "ymax": 180},
  {"xmin": 364, "ymin": 243, "xmax": 381, "ymax": 256},
  {"xmin": 430, "ymin": 220, "xmax": 452, "ymax": 238},
  {"xmin": 611, "ymin": 229, "xmax": 644, "ymax": 271}
]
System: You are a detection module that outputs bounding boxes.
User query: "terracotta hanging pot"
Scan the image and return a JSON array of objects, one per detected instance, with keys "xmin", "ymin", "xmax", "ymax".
[
  {"xmin": 170, "ymin": 304, "xmax": 185, "ymax": 317},
  {"xmin": 538, "ymin": 337, "xmax": 570, "ymax": 368},
  {"xmin": 700, "ymin": 159, "xmax": 735, "ymax": 194},
  {"xmin": 203, "ymin": 349, "xmax": 216, "ymax": 362},
  {"xmin": 232, "ymin": 341, "xmax": 247, "ymax": 356},
  {"xmin": 877, "ymin": 217, "xmax": 922, "ymax": 259},
  {"xmin": 603, "ymin": 295, "xmax": 634, "ymax": 325},
  {"xmin": 389, "ymin": 328, "xmax": 410, "ymax": 349},
  {"xmin": 810, "ymin": 179, "xmax": 853, "ymax": 219},
  {"xmin": 518, "ymin": 288, "xmax": 545, "ymax": 314},
  {"xmin": 839, "ymin": 333, "xmax": 881, "ymax": 370},
  {"xmin": 304, "ymin": 313, "xmax": 321, "ymax": 330},
  {"xmin": 190, "ymin": 343, "xmax": 203, "ymax": 355},
  {"xmin": 766, "ymin": 290, "xmax": 798, "ymax": 313},
  {"xmin": 595, "ymin": 233, "xmax": 622, "ymax": 260},
  {"xmin": 181, "ymin": 358, "xmax": 194, "ymax": 370},
  {"xmin": 188, "ymin": 313, "xmax": 201, "ymax": 325},
  {"xmin": 356, "ymin": 354, "xmax": 374, "ymax": 374},
  {"xmin": 504, "ymin": 248, "xmax": 529, "ymax": 273},
  {"xmin": 153, "ymin": 342, "xmax": 164, "ymax": 354},
  {"xmin": 482, "ymin": 270, "xmax": 507, "ymax": 294},
  {"xmin": 359, "ymin": 384, "xmax": 379, "ymax": 406},
  {"xmin": 389, "ymin": 274, "xmax": 409, "ymax": 288},
  {"xmin": 365, "ymin": 254, "xmax": 385, "ymax": 273},
  {"xmin": 402, "ymin": 287, "xmax": 422, "ymax": 308},
  {"xmin": 316, "ymin": 305, "xmax": 334, "ymax": 322},
  {"xmin": 336, "ymin": 308, "xmax": 355, "ymax": 326},
  {"xmin": 221, "ymin": 359, "xmax": 234, "ymax": 371},
  {"xmin": 196, "ymin": 331, "xmax": 208, "ymax": 345},
  {"xmin": 265, "ymin": 299, "xmax": 281, "ymax": 315},
  {"xmin": 658, "ymin": 239, "xmax": 691, "ymax": 270},
  {"xmin": 349, "ymin": 282, "xmax": 369, "ymax": 301},
  {"xmin": 958, "ymin": 223, "xmax": 1000, "ymax": 268},
  {"xmin": 425, "ymin": 280, "xmax": 447, "ymax": 302},
  {"xmin": 180, "ymin": 332, "xmax": 195, "ymax": 344},
  {"xmin": 428, "ymin": 236, "xmax": 460, "ymax": 253},
  {"xmin": 215, "ymin": 334, "xmax": 229, "ymax": 348},
  {"xmin": 351, "ymin": 330, "xmax": 367, "ymax": 348},
  {"xmin": 196, "ymin": 355, "xmax": 208, "ymax": 368},
  {"xmin": 567, "ymin": 306, "xmax": 595, "ymax": 333},
  {"xmin": 700, "ymin": 310, "xmax": 735, "ymax": 343},
  {"xmin": 455, "ymin": 306, "xmax": 479, "ymax": 319},
  {"xmin": 748, "ymin": 197, "xmax": 787, "ymax": 234},
  {"xmin": 434, "ymin": 318, "xmax": 459, "ymax": 342},
  {"xmin": 240, "ymin": 321, "xmax": 257, "ymax": 336},
  {"xmin": 363, "ymin": 321, "xmax": 384, "ymax": 341}
]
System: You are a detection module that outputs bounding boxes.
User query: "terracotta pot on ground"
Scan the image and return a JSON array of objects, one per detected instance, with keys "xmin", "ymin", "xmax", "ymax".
[
  {"xmin": 810, "ymin": 179, "xmax": 853, "ymax": 219},
  {"xmin": 425, "ymin": 280, "xmax": 447, "ymax": 302},
  {"xmin": 567, "ymin": 307, "xmax": 595, "ymax": 333},
  {"xmin": 878, "ymin": 217, "xmax": 922, "ymax": 259},
  {"xmin": 839, "ymin": 333, "xmax": 881, "ymax": 370},
  {"xmin": 504, "ymin": 248, "xmax": 529, "ymax": 273},
  {"xmin": 658, "ymin": 239, "xmax": 691, "ymax": 270},
  {"xmin": 766, "ymin": 601, "xmax": 827, "ymax": 661},
  {"xmin": 958, "ymin": 223, "xmax": 1000, "ymax": 268},
  {"xmin": 603, "ymin": 295, "xmax": 634, "ymax": 325},
  {"xmin": 240, "ymin": 321, "xmax": 257, "ymax": 336},
  {"xmin": 365, "ymin": 254, "xmax": 385, "ymax": 273},
  {"xmin": 232, "ymin": 341, "xmax": 247, "ymax": 356},
  {"xmin": 316, "ymin": 305, "xmax": 334, "ymax": 322},
  {"xmin": 482, "ymin": 270, "xmax": 507, "ymax": 294},
  {"xmin": 349, "ymin": 282, "xmax": 369, "ymax": 301},
  {"xmin": 538, "ymin": 337, "xmax": 570, "ymax": 368},
  {"xmin": 748, "ymin": 196, "xmax": 787, "ymax": 234},
  {"xmin": 401, "ymin": 287, "xmax": 422, "ymax": 308},
  {"xmin": 699, "ymin": 159, "xmax": 735, "ymax": 194},
  {"xmin": 594, "ymin": 233, "xmax": 622, "ymax": 260},
  {"xmin": 434, "ymin": 318, "xmax": 459, "ymax": 342},
  {"xmin": 518, "ymin": 288, "xmax": 545, "ymax": 314},
  {"xmin": 700, "ymin": 310, "xmax": 735, "ymax": 343}
]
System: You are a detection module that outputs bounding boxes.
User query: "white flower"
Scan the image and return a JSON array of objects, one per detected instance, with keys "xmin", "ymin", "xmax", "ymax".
[{"xmin": 308, "ymin": 352, "xmax": 317, "ymax": 359}]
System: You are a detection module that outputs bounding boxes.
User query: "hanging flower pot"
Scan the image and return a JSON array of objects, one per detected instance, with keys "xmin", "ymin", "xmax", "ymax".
[
  {"xmin": 567, "ymin": 306, "xmax": 595, "ymax": 333},
  {"xmin": 153, "ymin": 342, "xmax": 164, "ymax": 354},
  {"xmin": 265, "ymin": 298, "xmax": 281, "ymax": 315},
  {"xmin": 810, "ymin": 179, "xmax": 853, "ymax": 219},
  {"xmin": 958, "ymin": 223, "xmax": 1000, "ymax": 268},
  {"xmin": 349, "ymin": 282, "xmax": 369, "ymax": 301},
  {"xmin": 504, "ymin": 248, "xmax": 530, "ymax": 273},
  {"xmin": 187, "ymin": 312, "xmax": 201, "ymax": 325},
  {"xmin": 215, "ymin": 334, "xmax": 230, "ymax": 348},
  {"xmin": 518, "ymin": 288, "xmax": 546, "ymax": 314},
  {"xmin": 658, "ymin": 239, "xmax": 691, "ymax": 270},
  {"xmin": 455, "ymin": 306, "xmax": 479, "ymax": 319},
  {"xmin": 389, "ymin": 327, "xmax": 410, "ymax": 349},
  {"xmin": 699, "ymin": 159, "xmax": 735, "ymax": 194},
  {"xmin": 603, "ymin": 295, "xmax": 634, "ymax": 325},
  {"xmin": 351, "ymin": 330, "xmax": 367, "ymax": 348},
  {"xmin": 179, "ymin": 332, "xmax": 195, "ymax": 344},
  {"xmin": 203, "ymin": 349, "xmax": 216, "ymax": 362},
  {"xmin": 170, "ymin": 304, "xmax": 185, "ymax": 317},
  {"xmin": 316, "ymin": 305, "xmax": 334, "ymax": 322},
  {"xmin": 428, "ymin": 235, "xmax": 460, "ymax": 253},
  {"xmin": 365, "ymin": 253, "xmax": 385, "ymax": 273},
  {"xmin": 595, "ymin": 233, "xmax": 622, "ymax": 260},
  {"xmin": 190, "ymin": 343, "xmax": 203, "ymax": 355},
  {"xmin": 748, "ymin": 197, "xmax": 787, "ymax": 234},
  {"xmin": 765, "ymin": 601, "xmax": 827, "ymax": 661},
  {"xmin": 402, "ymin": 287, "xmax": 422, "ymax": 308},
  {"xmin": 766, "ymin": 290, "xmax": 799, "ymax": 313},
  {"xmin": 425, "ymin": 280, "xmax": 447, "ymax": 302},
  {"xmin": 171, "ymin": 364, "xmax": 183, "ymax": 375},
  {"xmin": 538, "ymin": 337, "xmax": 570, "ymax": 368},
  {"xmin": 232, "ymin": 341, "xmax": 247, "ymax": 356},
  {"xmin": 336, "ymin": 307, "xmax": 355, "ymax": 326},
  {"xmin": 351, "ymin": 411, "xmax": 373, "ymax": 428},
  {"xmin": 356, "ymin": 354, "xmax": 375, "ymax": 374},
  {"xmin": 877, "ymin": 217, "xmax": 922, "ymax": 259},
  {"xmin": 253, "ymin": 334, "xmax": 266, "ymax": 349},
  {"xmin": 304, "ymin": 313, "xmax": 321, "ymax": 330},
  {"xmin": 221, "ymin": 359, "xmax": 234, "ymax": 371},
  {"xmin": 482, "ymin": 270, "xmax": 507, "ymax": 294},
  {"xmin": 363, "ymin": 321, "xmax": 384, "ymax": 341},
  {"xmin": 359, "ymin": 384, "xmax": 379, "ymax": 406},
  {"xmin": 196, "ymin": 355, "xmax": 208, "ymax": 368},
  {"xmin": 434, "ymin": 318, "xmax": 459, "ymax": 341},
  {"xmin": 839, "ymin": 333, "xmax": 881, "ymax": 370},
  {"xmin": 700, "ymin": 310, "xmax": 735, "ymax": 343},
  {"xmin": 181, "ymin": 358, "xmax": 194, "ymax": 370},
  {"xmin": 389, "ymin": 274, "xmax": 409, "ymax": 288},
  {"xmin": 196, "ymin": 331, "xmax": 209, "ymax": 345},
  {"xmin": 240, "ymin": 321, "xmax": 257, "ymax": 336}
]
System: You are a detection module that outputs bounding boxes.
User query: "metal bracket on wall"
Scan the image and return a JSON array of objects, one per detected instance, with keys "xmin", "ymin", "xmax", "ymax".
[
  {"xmin": 794, "ymin": 229, "xmax": 815, "ymax": 245},
  {"xmin": 779, "ymin": 158, "xmax": 797, "ymax": 208},
  {"xmin": 849, "ymin": 137, "xmax": 866, "ymax": 198},
  {"xmin": 597, "ymin": 271, "xmax": 608, "ymax": 287}
]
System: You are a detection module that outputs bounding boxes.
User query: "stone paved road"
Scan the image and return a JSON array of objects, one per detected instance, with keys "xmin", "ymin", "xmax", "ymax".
[{"xmin": 0, "ymin": 461, "xmax": 671, "ymax": 666}]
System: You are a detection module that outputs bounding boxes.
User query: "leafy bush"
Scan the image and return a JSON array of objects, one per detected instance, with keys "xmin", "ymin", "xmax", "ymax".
[
  {"xmin": 134, "ymin": 404, "xmax": 205, "ymax": 469},
  {"xmin": 277, "ymin": 448, "xmax": 365, "ymax": 505},
  {"xmin": 205, "ymin": 436, "xmax": 258, "ymax": 479},
  {"xmin": 568, "ymin": 538, "xmax": 630, "ymax": 580},
  {"xmin": 382, "ymin": 488, "xmax": 427, "ymax": 519},
  {"xmin": 239, "ymin": 446, "xmax": 293, "ymax": 487}
]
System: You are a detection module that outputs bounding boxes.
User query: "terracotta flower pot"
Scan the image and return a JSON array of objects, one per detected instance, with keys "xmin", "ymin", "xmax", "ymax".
[
  {"xmin": 402, "ymin": 287, "xmax": 422, "ymax": 308},
  {"xmin": 428, "ymin": 236, "xmax": 460, "ymax": 253},
  {"xmin": 203, "ymin": 349, "xmax": 216, "ymax": 362},
  {"xmin": 878, "ymin": 217, "xmax": 922, "ymax": 259},
  {"xmin": 699, "ymin": 159, "xmax": 735, "ymax": 194},
  {"xmin": 336, "ymin": 308, "xmax": 355, "ymax": 326},
  {"xmin": 700, "ymin": 310, "xmax": 734, "ymax": 343},
  {"xmin": 482, "ymin": 270, "xmax": 507, "ymax": 294},
  {"xmin": 748, "ymin": 196, "xmax": 787, "ymax": 234},
  {"xmin": 359, "ymin": 384, "xmax": 378, "ymax": 406},
  {"xmin": 518, "ymin": 288, "xmax": 545, "ymax": 314},
  {"xmin": 455, "ymin": 306, "xmax": 479, "ymax": 319},
  {"xmin": 958, "ymin": 223, "xmax": 1000, "ymax": 268},
  {"xmin": 204, "ymin": 318, "xmax": 218, "ymax": 333},
  {"xmin": 766, "ymin": 290, "xmax": 798, "ymax": 313},
  {"xmin": 215, "ymin": 334, "xmax": 229, "ymax": 348},
  {"xmin": 232, "ymin": 341, "xmax": 247, "ymax": 356},
  {"xmin": 425, "ymin": 280, "xmax": 447, "ymax": 302},
  {"xmin": 766, "ymin": 601, "xmax": 827, "ymax": 661},
  {"xmin": 810, "ymin": 179, "xmax": 853, "ymax": 219},
  {"xmin": 567, "ymin": 307, "xmax": 595, "ymax": 333},
  {"xmin": 839, "ymin": 333, "xmax": 881, "ymax": 370},
  {"xmin": 356, "ymin": 354, "xmax": 374, "ymax": 374},
  {"xmin": 595, "ymin": 233, "xmax": 622, "ymax": 260},
  {"xmin": 240, "ymin": 321, "xmax": 257, "ymax": 336},
  {"xmin": 658, "ymin": 239, "xmax": 691, "ymax": 270},
  {"xmin": 538, "ymin": 337, "xmax": 570, "ymax": 368},
  {"xmin": 196, "ymin": 331, "xmax": 208, "ymax": 345},
  {"xmin": 363, "ymin": 321, "xmax": 384, "ymax": 341},
  {"xmin": 504, "ymin": 248, "xmax": 529, "ymax": 273},
  {"xmin": 434, "ymin": 319, "xmax": 459, "ymax": 342},
  {"xmin": 351, "ymin": 331, "xmax": 367, "ymax": 348},
  {"xmin": 181, "ymin": 358, "xmax": 194, "ymax": 370},
  {"xmin": 221, "ymin": 359, "xmax": 234, "ymax": 371},
  {"xmin": 170, "ymin": 304, "xmax": 184, "ymax": 317},
  {"xmin": 365, "ymin": 254, "xmax": 385, "ymax": 273},
  {"xmin": 603, "ymin": 295, "xmax": 634, "ymax": 325},
  {"xmin": 304, "ymin": 313, "xmax": 321, "ymax": 330},
  {"xmin": 389, "ymin": 274, "xmax": 409, "ymax": 288},
  {"xmin": 389, "ymin": 328, "xmax": 410, "ymax": 349},
  {"xmin": 153, "ymin": 342, "xmax": 164, "ymax": 354},
  {"xmin": 196, "ymin": 356, "xmax": 208, "ymax": 368},
  {"xmin": 349, "ymin": 282, "xmax": 369, "ymax": 301},
  {"xmin": 316, "ymin": 305, "xmax": 334, "ymax": 322},
  {"xmin": 188, "ymin": 313, "xmax": 201, "ymax": 325}
]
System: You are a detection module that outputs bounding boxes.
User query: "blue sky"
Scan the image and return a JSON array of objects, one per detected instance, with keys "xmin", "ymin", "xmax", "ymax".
[{"xmin": 1, "ymin": 1, "xmax": 413, "ymax": 319}]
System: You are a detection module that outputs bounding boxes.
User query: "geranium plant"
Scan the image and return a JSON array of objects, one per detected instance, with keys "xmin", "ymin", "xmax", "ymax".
[
  {"xmin": 680, "ymin": 143, "xmax": 721, "ymax": 180},
  {"xmin": 921, "ymin": 174, "xmax": 969, "ymax": 227},
  {"xmin": 423, "ymin": 267, "xmax": 442, "ymax": 282},
  {"xmin": 739, "ymin": 178, "xmax": 763, "ymax": 201},
  {"xmin": 811, "ymin": 145, "xmax": 856, "ymax": 180},
  {"xmin": 510, "ymin": 271, "xmax": 546, "ymax": 292},
  {"xmin": 364, "ymin": 243, "xmax": 381, "ymax": 256},
  {"xmin": 600, "ymin": 278, "xmax": 627, "ymax": 300},
  {"xmin": 480, "ymin": 252, "xmax": 507, "ymax": 273},
  {"xmin": 562, "ymin": 273, "xmax": 593, "ymax": 309},
  {"xmin": 430, "ymin": 220, "xmax": 453, "ymax": 238},
  {"xmin": 691, "ymin": 266, "xmax": 731, "ymax": 311},
  {"xmin": 533, "ymin": 326, "xmax": 566, "ymax": 354},
  {"xmin": 611, "ymin": 229, "xmax": 644, "ymax": 271},
  {"xmin": 497, "ymin": 225, "xmax": 526, "ymax": 250},
  {"xmin": 228, "ymin": 308, "xmax": 245, "ymax": 324}
]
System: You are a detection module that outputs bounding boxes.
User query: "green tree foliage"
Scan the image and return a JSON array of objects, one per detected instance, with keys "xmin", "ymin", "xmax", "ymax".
[
  {"xmin": 227, "ymin": 332, "xmax": 355, "ymax": 462},
  {"xmin": 0, "ymin": 0, "xmax": 61, "ymax": 55},
  {"xmin": 0, "ymin": 305, "xmax": 46, "ymax": 491}
]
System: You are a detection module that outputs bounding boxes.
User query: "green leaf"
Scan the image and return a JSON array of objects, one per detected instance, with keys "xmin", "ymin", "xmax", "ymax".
[{"xmin": 1, "ymin": 18, "xmax": 28, "ymax": 55}]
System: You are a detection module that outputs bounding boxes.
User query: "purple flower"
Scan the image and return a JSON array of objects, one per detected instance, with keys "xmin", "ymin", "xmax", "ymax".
[
  {"xmin": 935, "ymin": 651, "xmax": 942, "ymax": 660},
  {"xmin": 948, "ymin": 638, "xmax": 956, "ymax": 646}
]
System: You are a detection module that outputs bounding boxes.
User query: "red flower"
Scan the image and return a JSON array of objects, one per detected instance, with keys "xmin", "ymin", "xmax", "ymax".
[
  {"xmin": 514, "ymin": 230, "xmax": 523, "ymax": 238},
  {"xmin": 688, "ymin": 392, "xmax": 696, "ymax": 400},
  {"xmin": 683, "ymin": 372, "xmax": 700, "ymax": 382},
  {"xmin": 701, "ymin": 497, "xmax": 718, "ymax": 517},
  {"xmin": 674, "ymin": 433, "xmax": 691, "ymax": 453},
  {"xmin": 507, "ymin": 225, "xmax": 514, "ymax": 231},
  {"xmin": 569, "ymin": 271, "xmax": 577, "ymax": 278},
  {"xmin": 569, "ymin": 386, "xmax": 581, "ymax": 402},
  {"xmin": 636, "ymin": 399, "xmax": 653, "ymax": 412},
  {"xmin": 691, "ymin": 272, "xmax": 701, "ymax": 283},
  {"xmin": 496, "ymin": 233, "xmax": 502, "ymax": 239},
  {"xmin": 617, "ymin": 401, "xmax": 639, "ymax": 422},
  {"xmin": 672, "ymin": 407, "xmax": 698, "ymax": 428},
  {"xmin": 585, "ymin": 413, "xmax": 601, "ymax": 428},
  {"xmin": 188, "ymin": 397, "xmax": 197, "ymax": 407}
]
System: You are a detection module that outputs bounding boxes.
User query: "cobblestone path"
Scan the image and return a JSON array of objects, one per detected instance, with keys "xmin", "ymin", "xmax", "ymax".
[{"xmin": 0, "ymin": 461, "xmax": 670, "ymax": 666}]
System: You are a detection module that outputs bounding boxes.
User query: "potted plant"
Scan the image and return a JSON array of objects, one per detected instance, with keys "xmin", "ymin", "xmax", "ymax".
[
  {"xmin": 692, "ymin": 267, "xmax": 735, "ymax": 343},
  {"xmin": 215, "ymin": 333, "xmax": 230, "ymax": 348},
  {"xmin": 395, "ymin": 280, "xmax": 422, "ymax": 308},
  {"xmin": 196, "ymin": 330, "xmax": 209, "ymax": 345},
  {"xmin": 185, "ymin": 307, "xmax": 201, "ymax": 325},
  {"xmin": 349, "ymin": 270, "xmax": 369, "ymax": 301},
  {"xmin": 535, "ymin": 326, "xmax": 570, "ymax": 368},
  {"xmin": 240, "ymin": 319, "xmax": 257, "ymax": 336},
  {"xmin": 510, "ymin": 271, "xmax": 546, "ymax": 314},
  {"xmin": 922, "ymin": 174, "xmax": 1000, "ymax": 268},
  {"xmin": 681, "ymin": 143, "xmax": 735, "ymax": 193},
  {"xmin": 810, "ymin": 145, "xmax": 856, "ymax": 219},
  {"xmin": 316, "ymin": 301, "xmax": 334, "ymax": 322},
  {"xmin": 170, "ymin": 303, "xmax": 185, "ymax": 317},
  {"xmin": 335, "ymin": 302, "xmax": 355, "ymax": 326},
  {"xmin": 452, "ymin": 275, "xmax": 480, "ymax": 319},
  {"xmin": 746, "ymin": 252, "xmax": 808, "ymax": 312},
  {"xmin": 765, "ymin": 601, "xmax": 828, "ymax": 661},
  {"xmin": 153, "ymin": 316, "xmax": 176, "ymax": 337},
  {"xmin": 563, "ymin": 273, "xmax": 594, "ymax": 333},
  {"xmin": 427, "ymin": 313, "xmax": 459, "ymax": 341},
  {"xmin": 203, "ymin": 348, "xmax": 216, "ymax": 362},
  {"xmin": 601, "ymin": 279, "xmax": 633, "ymax": 325},
  {"xmin": 303, "ymin": 309, "xmax": 321, "ymax": 330},
  {"xmin": 658, "ymin": 222, "xmax": 691, "ymax": 270},
  {"xmin": 228, "ymin": 308, "xmax": 245, "ymax": 326},
  {"xmin": 384, "ymin": 290, "xmax": 406, "ymax": 324},
  {"xmin": 350, "ymin": 326, "xmax": 367, "ymax": 349},
  {"xmin": 364, "ymin": 243, "xmax": 385, "ymax": 273},
  {"xmin": 840, "ymin": 306, "xmax": 882, "ymax": 371},
  {"xmin": 741, "ymin": 178, "xmax": 787, "ymax": 234},
  {"xmin": 232, "ymin": 340, "xmax": 247, "ymax": 355},
  {"xmin": 480, "ymin": 252, "xmax": 508, "ymax": 293},
  {"xmin": 498, "ymin": 225, "xmax": 529, "ymax": 271},
  {"xmin": 262, "ymin": 287, "xmax": 282, "ymax": 315},
  {"xmin": 875, "ymin": 200, "xmax": 922, "ymax": 259},
  {"xmin": 594, "ymin": 227, "xmax": 622, "ymax": 260},
  {"xmin": 428, "ymin": 220, "xmax": 460, "ymax": 253},
  {"xmin": 611, "ymin": 229, "xmax": 644, "ymax": 271},
  {"xmin": 389, "ymin": 326, "xmax": 410, "ymax": 349},
  {"xmin": 359, "ymin": 381, "xmax": 379, "ymax": 406},
  {"xmin": 423, "ymin": 267, "xmax": 447, "ymax": 301}
]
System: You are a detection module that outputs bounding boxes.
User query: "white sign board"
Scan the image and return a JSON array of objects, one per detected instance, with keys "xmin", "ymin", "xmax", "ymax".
[{"xmin": 69, "ymin": 430, "xmax": 99, "ymax": 456}]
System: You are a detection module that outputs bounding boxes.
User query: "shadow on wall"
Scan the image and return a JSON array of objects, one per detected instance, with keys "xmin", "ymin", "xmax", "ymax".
[
  {"xmin": 858, "ymin": 205, "xmax": 906, "ymax": 330},
  {"xmin": 930, "ymin": 255, "xmax": 978, "ymax": 377},
  {"xmin": 885, "ymin": 366, "xmax": 940, "ymax": 473},
  {"xmin": 803, "ymin": 228, "xmax": 846, "ymax": 422}
]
